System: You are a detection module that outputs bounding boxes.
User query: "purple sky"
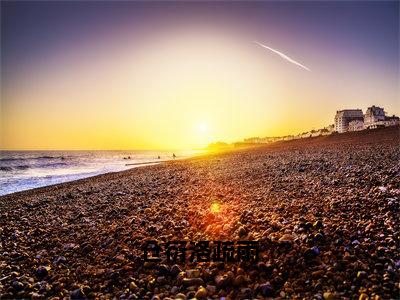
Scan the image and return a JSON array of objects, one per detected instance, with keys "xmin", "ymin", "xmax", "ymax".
[{"xmin": 2, "ymin": 1, "xmax": 398, "ymax": 83}]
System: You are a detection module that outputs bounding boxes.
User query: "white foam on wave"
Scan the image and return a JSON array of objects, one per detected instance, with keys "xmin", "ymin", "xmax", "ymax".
[{"xmin": 0, "ymin": 150, "xmax": 203, "ymax": 196}]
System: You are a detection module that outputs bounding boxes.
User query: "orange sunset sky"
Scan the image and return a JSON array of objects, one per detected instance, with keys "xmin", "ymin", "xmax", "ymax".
[{"xmin": 1, "ymin": 2, "xmax": 399, "ymax": 150}]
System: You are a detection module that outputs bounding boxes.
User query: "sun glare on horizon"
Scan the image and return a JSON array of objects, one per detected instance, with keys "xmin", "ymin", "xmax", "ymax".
[{"xmin": 196, "ymin": 122, "xmax": 208, "ymax": 134}]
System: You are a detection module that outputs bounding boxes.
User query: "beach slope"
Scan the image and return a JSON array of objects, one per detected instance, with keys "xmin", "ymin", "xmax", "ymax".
[{"xmin": 1, "ymin": 126, "xmax": 399, "ymax": 299}]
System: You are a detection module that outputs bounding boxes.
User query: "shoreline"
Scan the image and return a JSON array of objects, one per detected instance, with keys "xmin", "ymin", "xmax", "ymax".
[
  {"xmin": 0, "ymin": 161, "xmax": 165, "ymax": 199},
  {"xmin": 0, "ymin": 153, "xmax": 207, "ymax": 198},
  {"xmin": 2, "ymin": 126, "xmax": 396, "ymax": 200},
  {"xmin": 1, "ymin": 126, "xmax": 399, "ymax": 299}
]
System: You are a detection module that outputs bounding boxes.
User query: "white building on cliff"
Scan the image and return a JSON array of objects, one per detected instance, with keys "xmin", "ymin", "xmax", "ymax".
[
  {"xmin": 364, "ymin": 105, "xmax": 400, "ymax": 129},
  {"xmin": 334, "ymin": 109, "xmax": 364, "ymax": 133},
  {"xmin": 364, "ymin": 105, "xmax": 386, "ymax": 128},
  {"xmin": 348, "ymin": 120, "xmax": 365, "ymax": 132}
]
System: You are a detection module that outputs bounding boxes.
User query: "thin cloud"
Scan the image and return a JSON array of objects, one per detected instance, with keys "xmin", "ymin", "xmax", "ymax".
[{"xmin": 255, "ymin": 41, "xmax": 311, "ymax": 71}]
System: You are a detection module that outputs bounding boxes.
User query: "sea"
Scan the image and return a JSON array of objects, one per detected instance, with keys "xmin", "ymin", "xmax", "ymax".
[{"xmin": 0, "ymin": 150, "xmax": 203, "ymax": 196}]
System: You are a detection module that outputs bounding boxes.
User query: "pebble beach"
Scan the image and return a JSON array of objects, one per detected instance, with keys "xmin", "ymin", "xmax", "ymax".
[{"xmin": 1, "ymin": 126, "xmax": 399, "ymax": 299}]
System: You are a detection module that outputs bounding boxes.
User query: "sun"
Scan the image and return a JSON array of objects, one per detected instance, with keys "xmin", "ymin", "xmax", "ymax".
[
  {"xmin": 196, "ymin": 122, "xmax": 208, "ymax": 134},
  {"xmin": 194, "ymin": 121, "xmax": 212, "ymax": 147}
]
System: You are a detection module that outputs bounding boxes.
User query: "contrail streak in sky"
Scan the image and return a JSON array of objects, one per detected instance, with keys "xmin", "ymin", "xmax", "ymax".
[{"xmin": 255, "ymin": 41, "xmax": 311, "ymax": 71}]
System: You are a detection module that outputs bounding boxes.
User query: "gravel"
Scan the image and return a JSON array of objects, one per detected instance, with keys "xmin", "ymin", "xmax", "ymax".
[{"xmin": 0, "ymin": 126, "xmax": 399, "ymax": 299}]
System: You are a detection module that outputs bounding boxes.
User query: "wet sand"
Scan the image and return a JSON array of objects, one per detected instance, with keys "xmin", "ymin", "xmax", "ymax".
[{"xmin": 1, "ymin": 126, "xmax": 399, "ymax": 299}]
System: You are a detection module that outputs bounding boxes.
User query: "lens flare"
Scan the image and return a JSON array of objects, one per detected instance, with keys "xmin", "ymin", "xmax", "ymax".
[{"xmin": 210, "ymin": 202, "xmax": 221, "ymax": 213}]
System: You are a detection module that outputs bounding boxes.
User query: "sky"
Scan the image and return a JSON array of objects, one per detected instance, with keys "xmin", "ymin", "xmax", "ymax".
[{"xmin": 1, "ymin": 1, "xmax": 399, "ymax": 150}]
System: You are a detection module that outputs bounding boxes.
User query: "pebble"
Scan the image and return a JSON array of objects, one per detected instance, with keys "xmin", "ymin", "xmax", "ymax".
[
  {"xmin": 215, "ymin": 272, "xmax": 234, "ymax": 288},
  {"xmin": 35, "ymin": 266, "xmax": 49, "ymax": 278},
  {"xmin": 241, "ymin": 287, "xmax": 252, "ymax": 298},
  {"xmin": 359, "ymin": 293, "xmax": 369, "ymax": 300},
  {"xmin": 186, "ymin": 269, "xmax": 200, "ymax": 278},
  {"xmin": 53, "ymin": 256, "xmax": 67, "ymax": 265},
  {"xmin": 182, "ymin": 278, "xmax": 204, "ymax": 287},
  {"xmin": 206, "ymin": 285, "xmax": 217, "ymax": 294},
  {"xmin": 279, "ymin": 233, "xmax": 294, "ymax": 242},
  {"xmin": 1, "ymin": 127, "xmax": 398, "ymax": 299},
  {"xmin": 173, "ymin": 293, "xmax": 185, "ymax": 299},
  {"xmin": 311, "ymin": 246, "xmax": 320, "ymax": 255},
  {"xmin": 233, "ymin": 275, "xmax": 245, "ymax": 286},
  {"xmin": 195, "ymin": 286, "xmax": 207, "ymax": 299},
  {"xmin": 130, "ymin": 281, "xmax": 138, "ymax": 290},
  {"xmin": 304, "ymin": 246, "xmax": 320, "ymax": 260},
  {"xmin": 70, "ymin": 288, "xmax": 85, "ymax": 299},
  {"xmin": 170, "ymin": 265, "xmax": 182, "ymax": 277},
  {"xmin": 314, "ymin": 232, "xmax": 324, "ymax": 242},
  {"xmin": 238, "ymin": 226, "xmax": 248, "ymax": 237},
  {"xmin": 12, "ymin": 281, "xmax": 24, "ymax": 291},
  {"xmin": 259, "ymin": 283, "xmax": 274, "ymax": 297},
  {"xmin": 257, "ymin": 262, "xmax": 273, "ymax": 274},
  {"xmin": 157, "ymin": 264, "xmax": 170, "ymax": 276},
  {"xmin": 357, "ymin": 271, "xmax": 367, "ymax": 279},
  {"xmin": 313, "ymin": 220, "xmax": 324, "ymax": 229},
  {"xmin": 323, "ymin": 292, "xmax": 338, "ymax": 300},
  {"xmin": 171, "ymin": 286, "xmax": 179, "ymax": 294}
]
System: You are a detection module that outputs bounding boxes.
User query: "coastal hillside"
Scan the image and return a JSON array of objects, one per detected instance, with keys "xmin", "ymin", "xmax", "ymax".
[{"xmin": 1, "ymin": 126, "xmax": 399, "ymax": 299}]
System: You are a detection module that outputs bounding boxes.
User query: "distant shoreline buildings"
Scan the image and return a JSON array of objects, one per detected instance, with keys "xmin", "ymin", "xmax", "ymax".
[
  {"xmin": 227, "ymin": 105, "xmax": 399, "ymax": 148},
  {"xmin": 335, "ymin": 105, "xmax": 399, "ymax": 133},
  {"xmin": 334, "ymin": 109, "xmax": 364, "ymax": 133}
]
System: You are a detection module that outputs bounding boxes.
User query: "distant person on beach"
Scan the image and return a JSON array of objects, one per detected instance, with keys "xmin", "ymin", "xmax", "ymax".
[
  {"xmin": 172, "ymin": 153, "xmax": 176, "ymax": 159},
  {"xmin": 157, "ymin": 155, "xmax": 161, "ymax": 159}
]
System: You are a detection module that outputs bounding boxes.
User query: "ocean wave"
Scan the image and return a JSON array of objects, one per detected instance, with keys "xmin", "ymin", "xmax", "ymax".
[
  {"xmin": 0, "ymin": 155, "xmax": 68, "ymax": 162},
  {"xmin": 39, "ymin": 162, "xmax": 68, "ymax": 168},
  {"xmin": 15, "ymin": 165, "xmax": 30, "ymax": 170},
  {"xmin": 0, "ymin": 157, "xmax": 23, "ymax": 162},
  {"xmin": 0, "ymin": 166, "xmax": 13, "ymax": 171},
  {"xmin": 0, "ymin": 165, "xmax": 30, "ymax": 172},
  {"xmin": 36, "ymin": 156, "xmax": 66, "ymax": 160},
  {"xmin": 0, "ymin": 162, "xmax": 68, "ymax": 172}
]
